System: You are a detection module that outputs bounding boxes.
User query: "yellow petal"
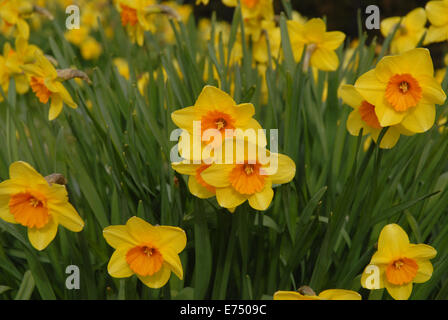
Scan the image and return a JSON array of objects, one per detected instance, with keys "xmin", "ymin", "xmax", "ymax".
[
  {"xmin": 322, "ymin": 31, "xmax": 345, "ymax": 50},
  {"xmin": 194, "ymin": 85, "xmax": 236, "ymax": 113},
  {"xmin": 103, "ymin": 225, "xmax": 138, "ymax": 249},
  {"xmin": 354, "ymin": 70, "xmax": 385, "ymax": 106},
  {"xmin": 171, "ymin": 106, "xmax": 201, "ymax": 132},
  {"xmin": 160, "ymin": 247, "xmax": 183, "ymax": 280},
  {"xmin": 346, "ymin": 110, "xmax": 368, "ymax": 136},
  {"xmin": 233, "ymin": 103, "xmax": 255, "ymax": 126},
  {"xmin": 361, "ymin": 264, "xmax": 385, "ymax": 289},
  {"xmin": 404, "ymin": 244, "xmax": 437, "ymax": 260},
  {"xmin": 426, "ymin": 0, "xmax": 448, "ymax": 26},
  {"xmin": 380, "ymin": 17, "xmax": 401, "ymax": 37},
  {"xmin": 401, "ymin": 103, "xmax": 435, "ymax": 133},
  {"xmin": 188, "ymin": 176, "xmax": 215, "ymax": 199},
  {"xmin": 273, "ymin": 291, "xmax": 307, "ymax": 300},
  {"xmin": 49, "ymin": 94, "xmax": 63, "ymax": 121},
  {"xmin": 303, "ymin": 18, "xmax": 326, "ymax": 43},
  {"xmin": 413, "ymin": 260, "xmax": 433, "ymax": 283},
  {"xmin": 107, "ymin": 247, "xmax": 134, "ymax": 278},
  {"xmin": 137, "ymin": 265, "xmax": 171, "ymax": 288},
  {"xmin": 424, "ymin": 25, "xmax": 448, "ymax": 44},
  {"xmin": 318, "ymin": 289, "xmax": 362, "ymax": 300},
  {"xmin": 403, "ymin": 8, "xmax": 426, "ymax": 30},
  {"xmin": 310, "ymin": 48, "xmax": 339, "ymax": 71},
  {"xmin": 419, "ymin": 75, "xmax": 447, "ymax": 105},
  {"xmin": 339, "ymin": 84, "xmax": 364, "ymax": 109},
  {"xmin": 126, "ymin": 216, "xmax": 159, "ymax": 244},
  {"xmin": 9, "ymin": 161, "xmax": 47, "ymax": 185},
  {"xmin": 201, "ymin": 164, "xmax": 233, "ymax": 188},
  {"xmin": 398, "ymin": 48, "xmax": 435, "ymax": 78},
  {"xmin": 215, "ymin": 187, "xmax": 248, "ymax": 208},
  {"xmin": 377, "ymin": 224, "xmax": 410, "ymax": 260},
  {"xmin": 49, "ymin": 202, "xmax": 84, "ymax": 232},
  {"xmin": 248, "ymin": 184, "xmax": 273, "ymax": 211},
  {"xmin": 374, "ymin": 97, "xmax": 406, "ymax": 127},
  {"xmin": 27, "ymin": 217, "xmax": 58, "ymax": 251},
  {"xmin": 385, "ymin": 281, "xmax": 413, "ymax": 300},
  {"xmin": 171, "ymin": 162, "xmax": 200, "ymax": 176},
  {"xmin": 270, "ymin": 153, "xmax": 296, "ymax": 184},
  {"xmin": 157, "ymin": 226, "xmax": 187, "ymax": 254},
  {"xmin": 0, "ymin": 195, "xmax": 17, "ymax": 224},
  {"xmin": 371, "ymin": 126, "xmax": 401, "ymax": 149}
]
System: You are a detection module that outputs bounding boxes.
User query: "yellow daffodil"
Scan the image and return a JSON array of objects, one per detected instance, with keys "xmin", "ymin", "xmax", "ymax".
[
  {"xmin": 0, "ymin": 37, "xmax": 41, "ymax": 100},
  {"xmin": 0, "ymin": 161, "xmax": 84, "ymax": 251},
  {"xmin": 199, "ymin": 141, "xmax": 296, "ymax": 211},
  {"xmin": 361, "ymin": 224, "xmax": 437, "ymax": 300},
  {"xmin": 0, "ymin": 0, "xmax": 32, "ymax": 39},
  {"xmin": 380, "ymin": 8, "xmax": 426, "ymax": 54},
  {"xmin": 424, "ymin": 0, "xmax": 448, "ymax": 44},
  {"xmin": 339, "ymin": 84, "xmax": 413, "ymax": 149},
  {"xmin": 22, "ymin": 52, "xmax": 77, "ymax": 120},
  {"xmin": 171, "ymin": 85, "xmax": 265, "ymax": 161},
  {"xmin": 354, "ymin": 48, "xmax": 446, "ymax": 133},
  {"xmin": 65, "ymin": 27, "xmax": 90, "ymax": 47},
  {"xmin": 116, "ymin": 0, "xmax": 157, "ymax": 46},
  {"xmin": 113, "ymin": 58, "xmax": 130, "ymax": 80},
  {"xmin": 80, "ymin": 37, "xmax": 102, "ymax": 60},
  {"xmin": 103, "ymin": 216, "xmax": 186, "ymax": 289},
  {"xmin": 274, "ymin": 289, "xmax": 361, "ymax": 300},
  {"xmin": 196, "ymin": 0, "xmax": 209, "ymax": 5},
  {"xmin": 287, "ymin": 18, "xmax": 346, "ymax": 71},
  {"xmin": 253, "ymin": 20, "xmax": 281, "ymax": 65}
]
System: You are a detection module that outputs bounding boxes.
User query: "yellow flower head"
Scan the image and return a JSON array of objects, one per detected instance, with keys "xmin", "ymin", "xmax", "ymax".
[
  {"xmin": 0, "ymin": 37, "xmax": 41, "ymax": 100},
  {"xmin": 0, "ymin": 161, "xmax": 84, "ymax": 251},
  {"xmin": 171, "ymin": 85, "xmax": 265, "ymax": 161},
  {"xmin": 287, "ymin": 18, "xmax": 346, "ymax": 71},
  {"xmin": 103, "ymin": 216, "xmax": 187, "ymax": 289},
  {"xmin": 339, "ymin": 84, "xmax": 413, "ymax": 149},
  {"xmin": 22, "ymin": 52, "xmax": 78, "ymax": 120},
  {"xmin": 381, "ymin": 8, "xmax": 427, "ymax": 54},
  {"xmin": 274, "ymin": 289, "xmax": 361, "ymax": 300},
  {"xmin": 116, "ymin": 0, "xmax": 157, "ymax": 46},
  {"xmin": 0, "ymin": 0, "xmax": 32, "ymax": 39},
  {"xmin": 196, "ymin": 0, "xmax": 209, "ymax": 5},
  {"xmin": 199, "ymin": 141, "xmax": 296, "ymax": 211},
  {"xmin": 222, "ymin": 0, "xmax": 274, "ymax": 21},
  {"xmin": 361, "ymin": 224, "xmax": 437, "ymax": 300},
  {"xmin": 424, "ymin": 0, "xmax": 448, "ymax": 45},
  {"xmin": 80, "ymin": 37, "xmax": 102, "ymax": 60},
  {"xmin": 354, "ymin": 48, "xmax": 446, "ymax": 133}
]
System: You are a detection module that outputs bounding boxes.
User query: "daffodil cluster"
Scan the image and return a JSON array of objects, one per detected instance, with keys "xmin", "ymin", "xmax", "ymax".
[{"xmin": 171, "ymin": 85, "xmax": 296, "ymax": 212}]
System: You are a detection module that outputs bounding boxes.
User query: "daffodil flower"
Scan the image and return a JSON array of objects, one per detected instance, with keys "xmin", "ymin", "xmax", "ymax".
[
  {"xmin": 287, "ymin": 18, "xmax": 346, "ymax": 71},
  {"xmin": 381, "ymin": 8, "xmax": 427, "ymax": 54},
  {"xmin": 361, "ymin": 224, "xmax": 437, "ymax": 300},
  {"xmin": 424, "ymin": 0, "xmax": 448, "ymax": 45},
  {"xmin": 274, "ymin": 289, "xmax": 361, "ymax": 300},
  {"xmin": 339, "ymin": 84, "xmax": 413, "ymax": 149},
  {"xmin": 116, "ymin": 0, "xmax": 157, "ymax": 46},
  {"xmin": 103, "ymin": 216, "xmax": 187, "ymax": 289},
  {"xmin": 354, "ymin": 48, "xmax": 446, "ymax": 133},
  {"xmin": 22, "ymin": 52, "xmax": 78, "ymax": 120},
  {"xmin": 171, "ymin": 85, "xmax": 265, "ymax": 161},
  {"xmin": 0, "ymin": 37, "xmax": 41, "ymax": 100},
  {"xmin": 199, "ymin": 142, "xmax": 296, "ymax": 211},
  {"xmin": 0, "ymin": 161, "xmax": 84, "ymax": 251},
  {"xmin": 0, "ymin": 0, "xmax": 32, "ymax": 39}
]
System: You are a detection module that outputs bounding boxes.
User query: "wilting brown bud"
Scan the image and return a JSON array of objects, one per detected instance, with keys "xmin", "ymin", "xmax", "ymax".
[
  {"xmin": 297, "ymin": 285, "xmax": 317, "ymax": 296},
  {"xmin": 145, "ymin": 4, "xmax": 181, "ymax": 21},
  {"xmin": 45, "ymin": 173, "xmax": 68, "ymax": 186},
  {"xmin": 57, "ymin": 69, "xmax": 92, "ymax": 84},
  {"xmin": 33, "ymin": 5, "xmax": 54, "ymax": 20}
]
